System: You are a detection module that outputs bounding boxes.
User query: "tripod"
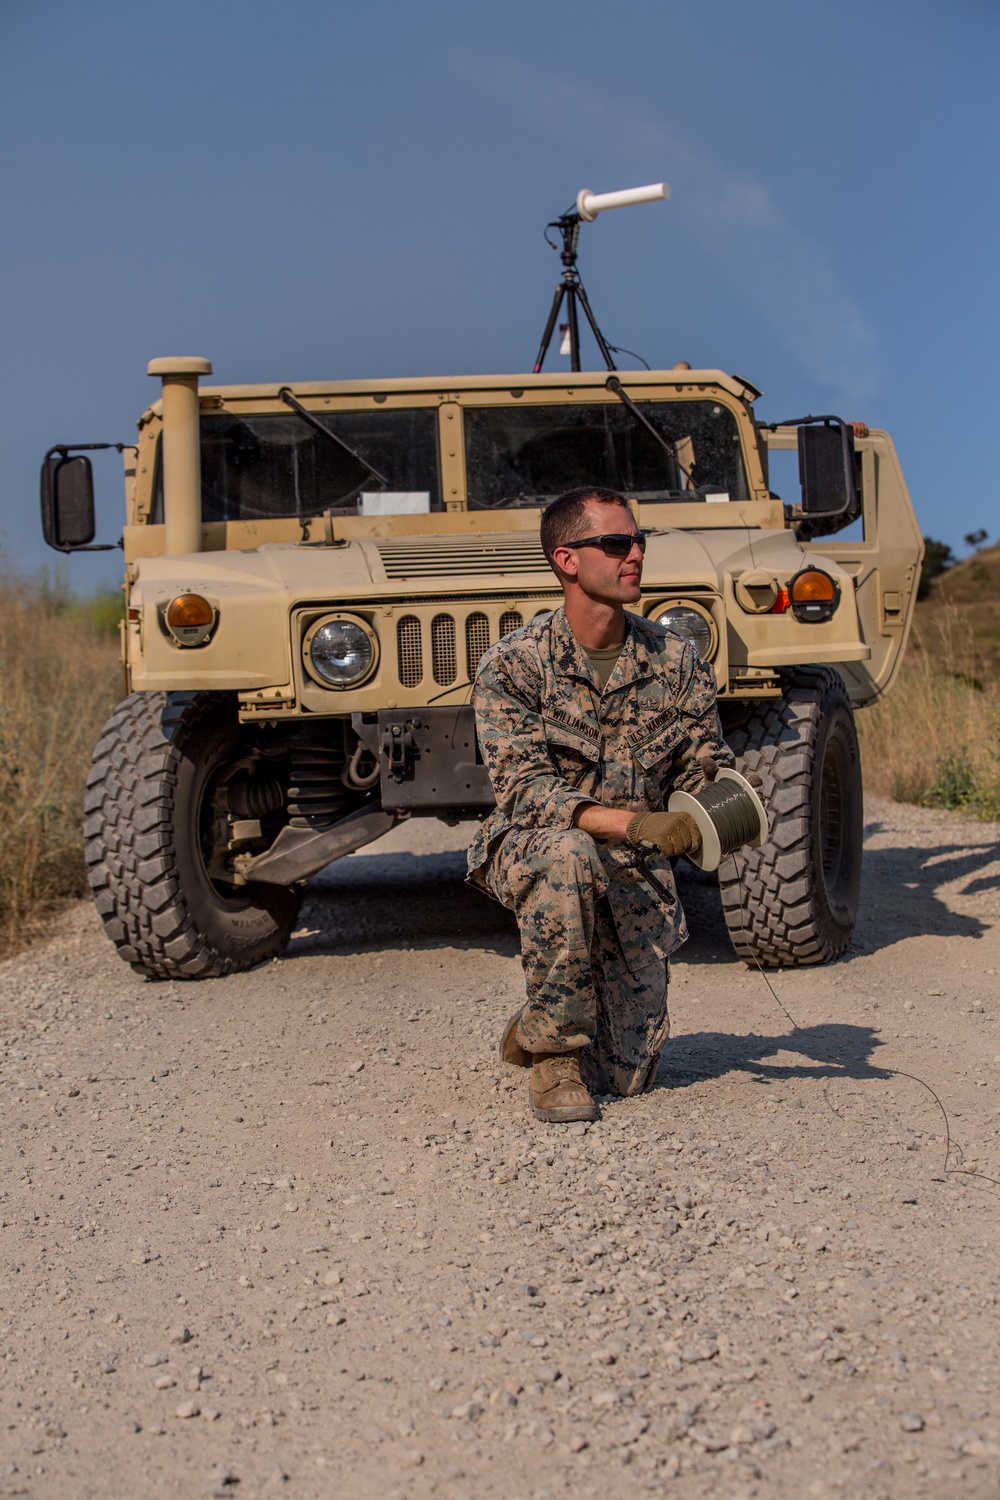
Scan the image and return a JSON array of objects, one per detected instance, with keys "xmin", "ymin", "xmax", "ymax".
[{"xmin": 533, "ymin": 214, "xmax": 617, "ymax": 374}]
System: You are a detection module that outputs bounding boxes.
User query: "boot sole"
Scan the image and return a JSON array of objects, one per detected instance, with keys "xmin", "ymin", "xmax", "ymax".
[{"xmin": 530, "ymin": 1101, "xmax": 598, "ymax": 1123}]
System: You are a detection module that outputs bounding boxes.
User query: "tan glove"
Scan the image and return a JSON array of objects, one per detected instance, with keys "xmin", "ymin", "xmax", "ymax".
[
  {"xmin": 696, "ymin": 748, "xmax": 763, "ymax": 791},
  {"xmin": 626, "ymin": 810, "xmax": 702, "ymax": 857}
]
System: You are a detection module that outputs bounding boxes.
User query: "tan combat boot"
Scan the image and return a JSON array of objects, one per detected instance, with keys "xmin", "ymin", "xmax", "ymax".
[{"xmin": 528, "ymin": 1051, "xmax": 598, "ymax": 1124}]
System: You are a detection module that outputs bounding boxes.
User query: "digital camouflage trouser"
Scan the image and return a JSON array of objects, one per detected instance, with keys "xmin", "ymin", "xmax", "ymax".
[{"xmin": 484, "ymin": 827, "xmax": 670, "ymax": 1097}]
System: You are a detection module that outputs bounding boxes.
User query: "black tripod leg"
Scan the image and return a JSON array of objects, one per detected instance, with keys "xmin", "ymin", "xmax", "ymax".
[
  {"xmin": 533, "ymin": 285, "xmax": 566, "ymax": 373},
  {"xmin": 575, "ymin": 279, "xmax": 618, "ymax": 371},
  {"xmin": 567, "ymin": 286, "xmax": 581, "ymax": 372}
]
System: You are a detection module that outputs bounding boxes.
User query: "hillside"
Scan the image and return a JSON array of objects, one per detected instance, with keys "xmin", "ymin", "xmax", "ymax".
[
  {"xmin": 911, "ymin": 539, "xmax": 1000, "ymax": 680},
  {"xmin": 857, "ymin": 542, "xmax": 1000, "ymax": 816}
]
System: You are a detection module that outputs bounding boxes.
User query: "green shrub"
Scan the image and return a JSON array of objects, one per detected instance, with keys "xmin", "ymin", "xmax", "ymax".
[
  {"xmin": 72, "ymin": 585, "xmax": 125, "ymax": 636},
  {"xmin": 920, "ymin": 749, "xmax": 977, "ymax": 810}
]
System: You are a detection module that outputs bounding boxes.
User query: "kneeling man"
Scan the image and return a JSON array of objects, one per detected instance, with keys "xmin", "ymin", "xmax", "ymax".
[{"xmin": 468, "ymin": 486, "xmax": 732, "ymax": 1123}]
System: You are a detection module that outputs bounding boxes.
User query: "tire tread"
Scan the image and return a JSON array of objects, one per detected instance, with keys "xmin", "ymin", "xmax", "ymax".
[
  {"xmin": 719, "ymin": 666, "xmax": 861, "ymax": 968},
  {"xmin": 85, "ymin": 691, "xmax": 296, "ymax": 980}
]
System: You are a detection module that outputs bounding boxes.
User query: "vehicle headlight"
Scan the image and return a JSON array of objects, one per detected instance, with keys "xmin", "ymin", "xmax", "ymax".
[
  {"xmin": 304, "ymin": 614, "xmax": 377, "ymax": 688},
  {"xmin": 649, "ymin": 603, "xmax": 715, "ymax": 661}
]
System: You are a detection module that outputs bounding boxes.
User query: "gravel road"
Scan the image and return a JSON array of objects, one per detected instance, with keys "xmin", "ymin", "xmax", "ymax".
[{"xmin": 2, "ymin": 795, "xmax": 1000, "ymax": 1500}]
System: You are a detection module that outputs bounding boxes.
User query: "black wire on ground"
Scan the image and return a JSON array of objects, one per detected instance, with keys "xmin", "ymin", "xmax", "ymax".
[{"xmin": 729, "ymin": 855, "xmax": 1000, "ymax": 1194}]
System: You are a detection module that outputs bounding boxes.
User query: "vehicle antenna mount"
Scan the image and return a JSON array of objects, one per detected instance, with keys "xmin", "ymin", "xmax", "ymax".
[{"xmin": 532, "ymin": 182, "xmax": 669, "ymax": 375}]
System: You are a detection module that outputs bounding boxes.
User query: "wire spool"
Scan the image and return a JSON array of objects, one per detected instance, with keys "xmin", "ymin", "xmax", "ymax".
[{"xmin": 668, "ymin": 768, "xmax": 769, "ymax": 872}]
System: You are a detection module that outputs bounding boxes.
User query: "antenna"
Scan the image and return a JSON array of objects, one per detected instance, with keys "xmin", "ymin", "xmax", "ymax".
[{"xmin": 533, "ymin": 182, "xmax": 669, "ymax": 373}]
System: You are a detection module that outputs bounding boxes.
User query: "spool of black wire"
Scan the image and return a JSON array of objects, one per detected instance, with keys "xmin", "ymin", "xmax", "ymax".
[{"xmin": 668, "ymin": 768, "xmax": 769, "ymax": 871}]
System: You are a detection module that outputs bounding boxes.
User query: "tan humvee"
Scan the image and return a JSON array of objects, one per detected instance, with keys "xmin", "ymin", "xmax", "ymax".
[{"xmin": 42, "ymin": 355, "xmax": 922, "ymax": 978}]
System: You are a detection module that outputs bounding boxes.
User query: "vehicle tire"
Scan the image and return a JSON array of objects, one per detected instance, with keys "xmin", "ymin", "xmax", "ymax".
[
  {"xmin": 718, "ymin": 666, "xmax": 862, "ymax": 967},
  {"xmin": 84, "ymin": 691, "xmax": 300, "ymax": 979}
]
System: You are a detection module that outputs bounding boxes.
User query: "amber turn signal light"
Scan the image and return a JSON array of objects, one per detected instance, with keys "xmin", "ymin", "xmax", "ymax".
[
  {"xmin": 167, "ymin": 593, "xmax": 214, "ymax": 628},
  {"xmin": 788, "ymin": 568, "xmax": 839, "ymax": 623},
  {"xmin": 165, "ymin": 593, "xmax": 216, "ymax": 645},
  {"xmin": 790, "ymin": 569, "xmax": 836, "ymax": 604}
]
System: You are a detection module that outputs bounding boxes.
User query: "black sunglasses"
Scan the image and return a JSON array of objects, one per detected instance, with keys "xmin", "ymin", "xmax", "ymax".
[{"xmin": 563, "ymin": 532, "xmax": 647, "ymax": 559}]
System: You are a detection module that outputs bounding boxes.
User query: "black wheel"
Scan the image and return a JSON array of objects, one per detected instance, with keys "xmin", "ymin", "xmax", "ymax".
[
  {"xmin": 84, "ymin": 691, "xmax": 300, "ymax": 979},
  {"xmin": 719, "ymin": 667, "xmax": 862, "ymax": 966}
]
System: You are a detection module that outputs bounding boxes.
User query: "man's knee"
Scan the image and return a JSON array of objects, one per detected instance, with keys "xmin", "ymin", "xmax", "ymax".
[
  {"xmin": 546, "ymin": 827, "xmax": 604, "ymax": 864},
  {"xmin": 490, "ymin": 825, "xmax": 606, "ymax": 911},
  {"xmin": 535, "ymin": 828, "xmax": 606, "ymax": 892}
]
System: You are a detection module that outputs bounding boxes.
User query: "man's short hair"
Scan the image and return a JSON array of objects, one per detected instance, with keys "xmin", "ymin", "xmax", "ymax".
[{"xmin": 539, "ymin": 486, "xmax": 631, "ymax": 567}]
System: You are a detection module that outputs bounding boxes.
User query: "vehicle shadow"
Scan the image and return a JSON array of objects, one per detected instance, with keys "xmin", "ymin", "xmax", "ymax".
[
  {"xmin": 673, "ymin": 818, "xmax": 1000, "ymax": 967},
  {"xmin": 285, "ymin": 847, "xmax": 519, "ymax": 959},
  {"xmin": 853, "ymin": 818, "xmax": 999, "ymax": 950},
  {"xmin": 282, "ymin": 814, "xmax": 1000, "ymax": 966},
  {"xmin": 655, "ymin": 1021, "xmax": 890, "ymax": 1093}
]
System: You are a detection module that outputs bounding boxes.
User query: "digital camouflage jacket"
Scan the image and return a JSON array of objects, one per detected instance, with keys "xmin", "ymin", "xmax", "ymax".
[{"xmin": 468, "ymin": 606, "xmax": 732, "ymax": 969}]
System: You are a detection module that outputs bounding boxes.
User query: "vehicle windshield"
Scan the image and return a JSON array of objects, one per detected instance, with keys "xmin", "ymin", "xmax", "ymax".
[
  {"xmin": 465, "ymin": 399, "xmax": 748, "ymax": 509},
  {"xmin": 152, "ymin": 409, "xmax": 443, "ymax": 522}
]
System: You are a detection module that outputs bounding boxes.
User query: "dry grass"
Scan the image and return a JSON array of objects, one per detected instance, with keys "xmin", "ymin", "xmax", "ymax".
[
  {"xmin": 858, "ymin": 606, "xmax": 1000, "ymax": 818},
  {"xmin": 0, "ymin": 573, "xmax": 122, "ymax": 956}
]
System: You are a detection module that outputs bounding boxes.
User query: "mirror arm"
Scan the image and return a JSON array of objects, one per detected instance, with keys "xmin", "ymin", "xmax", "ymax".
[
  {"xmin": 757, "ymin": 414, "xmax": 846, "ymax": 431},
  {"xmin": 52, "ymin": 542, "xmax": 120, "ymax": 553},
  {"xmin": 44, "ymin": 443, "xmax": 126, "ymax": 459}
]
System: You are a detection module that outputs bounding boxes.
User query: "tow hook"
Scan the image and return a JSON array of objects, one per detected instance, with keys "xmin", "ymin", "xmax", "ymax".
[{"xmin": 381, "ymin": 720, "xmax": 418, "ymax": 781}]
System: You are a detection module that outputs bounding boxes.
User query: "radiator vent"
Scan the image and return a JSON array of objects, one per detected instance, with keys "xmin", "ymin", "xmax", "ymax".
[
  {"xmin": 465, "ymin": 613, "xmax": 491, "ymax": 679},
  {"xmin": 393, "ymin": 606, "xmax": 544, "ymax": 693},
  {"xmin": 376, "ymin": 536, "xmax": 549, "ymax": 579},
  {"xmin": 397, "ymin": 615, "xmax": 422, "ymax": 687},
  {"xmin": 431, "ymin": 614, "xmax": 457, "ymax": 685}
]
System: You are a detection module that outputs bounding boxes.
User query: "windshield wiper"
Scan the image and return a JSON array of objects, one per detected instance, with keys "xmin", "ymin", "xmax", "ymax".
[
  {"xmin": 278, "ymin": 387, "xmax": 389, "ymax": 491},
  {"xmin": 605, "ymin": 376, "xmax": 693, "ymax": 488}
]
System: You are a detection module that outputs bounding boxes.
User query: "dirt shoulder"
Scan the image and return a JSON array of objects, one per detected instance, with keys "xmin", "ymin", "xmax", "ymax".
[{"xmin": 2, "ymin": 796, "xmax": 1000, "ymax": 1500}]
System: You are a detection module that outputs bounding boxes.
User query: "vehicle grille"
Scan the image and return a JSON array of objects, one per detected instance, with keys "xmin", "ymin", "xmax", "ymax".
[
  {"xmin": 465, "ymin": 613, "xmax": 491, "ymax": 678},
  {"xmin": 431, "ymin": 613, "xmax": 457, "ymax": 685},
  {"xmin": 376, "ymin": 536, "xmax": 549, "ymax": 579},
  {"xmin": 397, "ymin": 615, "xmax": 422, "ymax": 688},
  {"xmin": 389, "ymin": 603, "xmax": 553, "ymax": 689}
]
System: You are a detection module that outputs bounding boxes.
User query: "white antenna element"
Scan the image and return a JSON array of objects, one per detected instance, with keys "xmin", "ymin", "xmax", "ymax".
[{"xmin": 576, "ymin": 182, "xmax": 670, "ymax": 222}]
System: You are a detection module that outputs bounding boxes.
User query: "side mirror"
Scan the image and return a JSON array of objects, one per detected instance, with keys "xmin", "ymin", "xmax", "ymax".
[
  {"xmin": 798, "ymin": 421, "xmax": 857, "ymax": 518},
  {"xmin": 41, "ymin": 451, "xmax": 96, "ymax": 550}
]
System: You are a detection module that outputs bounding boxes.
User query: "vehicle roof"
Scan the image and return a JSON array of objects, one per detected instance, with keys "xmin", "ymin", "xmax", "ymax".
[{"xmin": 138, "ymin": 367, "xmax": 760, "ymax": 424}]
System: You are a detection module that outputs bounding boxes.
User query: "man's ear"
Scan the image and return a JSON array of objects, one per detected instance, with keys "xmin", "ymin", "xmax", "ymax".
[{"xmin": 551, "ymin": 545, "xmax": 579, "ymax": 583}]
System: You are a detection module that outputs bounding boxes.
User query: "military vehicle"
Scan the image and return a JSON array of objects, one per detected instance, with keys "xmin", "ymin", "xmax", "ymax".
[{"xmin": 41, "ymin": 183, "xmax": 923, "ymax": 978}]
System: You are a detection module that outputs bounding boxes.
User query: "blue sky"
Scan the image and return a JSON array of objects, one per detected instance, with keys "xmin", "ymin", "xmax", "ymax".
[{"xmin": 1, "ymin": 0, "xmax": 996, "ymax": 590}]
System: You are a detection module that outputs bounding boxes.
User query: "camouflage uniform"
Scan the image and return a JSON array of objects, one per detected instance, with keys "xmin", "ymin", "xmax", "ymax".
[{"xmin": 468, "ymin": 606, "xmax": 731, "ymax": 1097}]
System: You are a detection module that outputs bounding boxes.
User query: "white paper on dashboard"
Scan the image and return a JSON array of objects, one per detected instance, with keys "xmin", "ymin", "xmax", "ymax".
[
  {"xmin": 360, "ymin": 491, "xmax": 431, "ymax": 516},
  {"xmin": 705, "ymin": 491, "xmax": 731, "ymax": 504}
]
